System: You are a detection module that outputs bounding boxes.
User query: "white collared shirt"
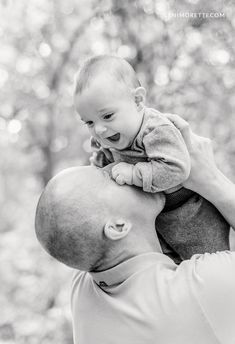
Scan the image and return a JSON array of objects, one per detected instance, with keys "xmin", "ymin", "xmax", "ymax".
[{"xmin": 71, "ymin": 251, "xmax": 235, "ymax": 344}]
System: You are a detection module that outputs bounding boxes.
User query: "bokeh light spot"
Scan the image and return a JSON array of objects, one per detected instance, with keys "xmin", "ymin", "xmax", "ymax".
[
  {"xmin": 7, "ymin": 119, "xmax": 22, "ymax": 134},
  {"xmin": 0, "ymin": 68, "xmax": 9, "ymax": 87},
  {"xmin": 16, "ymin": 57, "xmax": 31, "ymax": 74},
  {"xmin": 209, "ymin": 49, "xmax": 230, "ymax": 65},
  {"xmin": 39, "ymin": 43, "xmax": 52, "ymax": 58},
  {"xmin": 154, "ymin": 65, "xmax": 169, "ymax": 86}
]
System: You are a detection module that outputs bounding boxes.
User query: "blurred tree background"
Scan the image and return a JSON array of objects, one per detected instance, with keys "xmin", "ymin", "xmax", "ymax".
[{"xmin": 0, "ymin": 0, "xmax": 235, "ymax": 342}]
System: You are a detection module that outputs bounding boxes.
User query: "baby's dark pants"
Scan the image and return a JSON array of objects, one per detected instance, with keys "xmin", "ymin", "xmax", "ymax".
[{"xmin": 155, "ymin": 188, "xmax": 230, "ymax": 264}]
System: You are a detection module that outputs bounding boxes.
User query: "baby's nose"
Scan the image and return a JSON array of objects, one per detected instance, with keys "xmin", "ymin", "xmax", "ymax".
[{"xmin": 95, "ymin": 124, "xmax": 107, "ymax": 135}]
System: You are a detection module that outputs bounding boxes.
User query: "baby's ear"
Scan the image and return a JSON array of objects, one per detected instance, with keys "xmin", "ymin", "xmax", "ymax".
[
  {"xmin": 103, "ymin": 219, "xmax": 132, "ymax": 241},
  {"xmin": 134, "ymin": 87, "xmax": 146, "ymax": 110}
]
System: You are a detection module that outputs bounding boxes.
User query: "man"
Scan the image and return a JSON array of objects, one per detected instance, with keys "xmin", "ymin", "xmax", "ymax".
[{"xmin": 35, "ymin": 116, "xmax": 235, "ymax": 344}]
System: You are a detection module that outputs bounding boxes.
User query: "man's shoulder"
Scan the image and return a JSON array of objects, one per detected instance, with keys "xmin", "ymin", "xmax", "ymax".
[
  {"xmin": 177, "ymin": 251, "xmax": 235, "ymax": 280},
  {"xmin": 190, "ymin": 251, "xmax": 235, "ymax": 283},
  {"xmin": 165, "ymin": 251, "xmax": 235, "ymax": 300},
  {"xmin": 187, "ymin": 251, "xmax": 235, "ymax": 342}
]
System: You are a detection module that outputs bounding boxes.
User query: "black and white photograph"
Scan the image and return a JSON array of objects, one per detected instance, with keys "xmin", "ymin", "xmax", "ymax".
[{"xmin": 1, "ymin": 0, "xmax": 235, "ymax": 343}]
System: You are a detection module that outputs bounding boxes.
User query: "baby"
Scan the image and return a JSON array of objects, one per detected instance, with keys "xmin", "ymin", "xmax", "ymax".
[{"xmin": 74, "ymin": 55, "xmax": 230, "ymax": 262}]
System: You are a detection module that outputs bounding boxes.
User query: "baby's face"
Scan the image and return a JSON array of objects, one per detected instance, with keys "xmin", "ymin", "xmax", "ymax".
[{"xmin": 75, "ymin": 74, "xmax": 144, "ymax": 150}]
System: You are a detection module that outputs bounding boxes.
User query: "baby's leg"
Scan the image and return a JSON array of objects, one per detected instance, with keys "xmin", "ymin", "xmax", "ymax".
[{"xmin": 155, "ymin": 188, "xmax": 230, "ymax": 260}]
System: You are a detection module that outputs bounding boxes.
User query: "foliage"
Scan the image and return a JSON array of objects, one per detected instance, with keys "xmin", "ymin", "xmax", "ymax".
[{"xmin": 1, "ymin": 0, "xmax": 235, "ymax": 342}]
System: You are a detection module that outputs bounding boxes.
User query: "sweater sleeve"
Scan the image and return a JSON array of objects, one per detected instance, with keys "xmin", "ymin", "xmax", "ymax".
[
  {"xmin": 90, "ymin": 137, "xmax": 114, "ymax": 168},
  {"xmin": 132, "ymin": 118, "xmax": 191, "ymax": 193}
]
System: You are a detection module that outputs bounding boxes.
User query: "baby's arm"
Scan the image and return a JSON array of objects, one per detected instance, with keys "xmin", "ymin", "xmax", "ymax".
[
  {"xmin": 166, "ymin": 113, "xmax": 235, "ymax": 229},
  {"xmin": 131, "ymin": 120, "xmax": 191, "ymax": 192},
  {"xmin": 90, "ymin": 137, "xmax": 114, "ymax": 168}
]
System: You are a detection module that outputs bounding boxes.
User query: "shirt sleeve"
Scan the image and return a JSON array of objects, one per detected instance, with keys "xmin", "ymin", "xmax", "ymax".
[
  {"xmin": 90, "ymin": 137, "xmax": 114, "ymax": 168},
  {"xmin": 132, "ymin": 117, "xmax": 191, "ymax": 192},
  {"xmin": 192, "ymin": 251, "xmax": 235, "ymax": 343}
]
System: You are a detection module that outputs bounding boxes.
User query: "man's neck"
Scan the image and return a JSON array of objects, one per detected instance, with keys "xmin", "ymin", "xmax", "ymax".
[{"xmin": 92, "ymin": 235, "xmax": 162, "ymax": 272}]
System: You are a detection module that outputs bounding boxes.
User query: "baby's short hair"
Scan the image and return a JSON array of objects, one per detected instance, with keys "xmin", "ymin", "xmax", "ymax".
[{"xmin": 75, "ymin": 55, "xmax": 141, "ymax": 95}]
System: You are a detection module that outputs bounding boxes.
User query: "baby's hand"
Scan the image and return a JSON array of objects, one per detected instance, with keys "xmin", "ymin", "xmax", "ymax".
[
  {"xmin": 112, "ymin": 162, "xmax": 133, "ymax": 186},
  {"xmin": 89, "ymin": 152, "xmax": 97, "ymax": 166}
]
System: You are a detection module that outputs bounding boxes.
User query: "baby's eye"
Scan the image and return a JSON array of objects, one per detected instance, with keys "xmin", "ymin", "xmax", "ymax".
[
  {"xmin": 85, "ymin": 121, "xmax": 94, "ymax": 127},
  {"xmin": 103, "ymin": 113, "xmax": 114, "ymax": 120}
]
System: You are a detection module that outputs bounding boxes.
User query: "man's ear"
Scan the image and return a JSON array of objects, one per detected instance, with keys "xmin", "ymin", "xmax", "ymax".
[
  {"xmin": 104, "ymin": 219, "xmax": 132, "ymax": 241},
  {"xmin": 134, "ymin": 87, "xmax": 146, "ymax": 110}
]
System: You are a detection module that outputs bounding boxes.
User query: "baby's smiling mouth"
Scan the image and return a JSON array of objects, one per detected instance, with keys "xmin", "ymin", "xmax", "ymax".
[{"xmin": 106, "ymin": 133, "xmax": 120, "ymax": 142}]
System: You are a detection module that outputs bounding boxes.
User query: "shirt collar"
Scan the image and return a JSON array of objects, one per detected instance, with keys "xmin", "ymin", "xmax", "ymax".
[{"xmin": 90, "ymin": 252, "xmax": 174, "ymax": 288}]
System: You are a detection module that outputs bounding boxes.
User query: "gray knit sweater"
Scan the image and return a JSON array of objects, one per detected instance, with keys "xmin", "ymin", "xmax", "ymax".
[{"xmin": 91, "ymin": 107, "xmax": 190, "ymax": 192}]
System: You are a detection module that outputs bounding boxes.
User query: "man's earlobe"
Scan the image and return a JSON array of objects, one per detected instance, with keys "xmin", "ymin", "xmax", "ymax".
[
  {"xmin": 104, "ymin": 220, "xmax": 132, "ymax": 241},
  {"xmin": 134, "ymin": 87, "xmax": 146, "ymax": 110}
]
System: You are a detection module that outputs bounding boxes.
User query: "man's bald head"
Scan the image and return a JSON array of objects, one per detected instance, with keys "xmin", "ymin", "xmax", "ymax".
[
  {"xmin": 35, "ymin": 166, "xmax": 165, "ymax": 271},
  {"xmin": 35, "ymin": 167, "xmax": 113, "ymax": 271}
]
